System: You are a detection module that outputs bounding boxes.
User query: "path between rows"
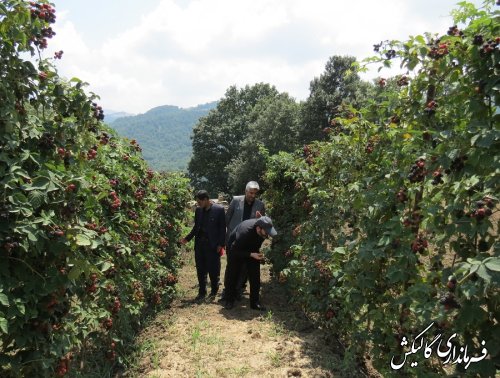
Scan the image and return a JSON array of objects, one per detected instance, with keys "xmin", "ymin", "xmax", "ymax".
[{"xmin": 125, "ymin": 252, "xmax": 360, "ymax": 378}]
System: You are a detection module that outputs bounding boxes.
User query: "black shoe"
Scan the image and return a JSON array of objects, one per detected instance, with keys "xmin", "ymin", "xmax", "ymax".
[
  {"xmin": 224, "ymin": 301, "xmax": 234, "ymax": 310},
  {"xmin": 250, "ymin": 303, "xmax": 266, "ymax": 311},
  {"xmin": 208, "ymin": 290, "xmax": 218, "ymax": 298},
  {"xmin": 195, "ymin": 293, "xmax": 206, "ymax": 301}
]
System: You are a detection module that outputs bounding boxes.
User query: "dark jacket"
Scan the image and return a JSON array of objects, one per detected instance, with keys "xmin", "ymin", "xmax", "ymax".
[
  {"xmin": 227, "ymin": 218, "xmax": 266, "ymax": 258},
  {"xmin": 225, "ymin": 195, "xmax": 265, "ymax": 240},
  {"xmin": 185, "ymin": 203, "xmax": 226, "ymax": 249}
]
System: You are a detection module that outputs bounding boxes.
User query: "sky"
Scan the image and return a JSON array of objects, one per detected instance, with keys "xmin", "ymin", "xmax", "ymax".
[{"xmin": 46, "ymin": 0, "xmax": 485, "ymax": 115}]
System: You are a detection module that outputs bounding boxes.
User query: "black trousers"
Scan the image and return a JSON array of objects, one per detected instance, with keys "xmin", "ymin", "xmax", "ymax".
[
  {"xmin": 225, "ymin": 252, "xmax": 261, "ymax": 305},
  {"xmin": 194, "ymin": 239, "xmax": 220, "ymax": 295}
]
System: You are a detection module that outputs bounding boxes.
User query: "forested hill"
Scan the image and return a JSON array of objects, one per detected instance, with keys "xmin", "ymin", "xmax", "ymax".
[{"xmin": 107, "ymin": 102, "xmax": 217, "ymax": 172}]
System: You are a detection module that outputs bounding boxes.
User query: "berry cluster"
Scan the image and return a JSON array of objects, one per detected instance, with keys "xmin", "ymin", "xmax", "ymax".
[
  {"xmin": 410, "ymin": 210, "xmax": 423, "ymax": 227},
  {"xmin": 99, "ymin": 132, "xmax": 110, "ymax": 145},
  {"xmin": 385, "ymin": 49, "xmax": 396, "ymax": 60},
  {"xmin": 292, "ymin": 224, "xmax": 302, "ymax": 238},
  {"xmin": 431, "ymin": 168, "xmax": 443, "ymax": 185},
  {"xmin": 165, "ymin": 273, "xmax": 178, "ymax": 285},
  {"xmin": 448, "ymin": 155, "xmax": 467, "ymax": 172},
  {"xmin": 110, "ymin": 297, "xmax": 121, "ymax": 314},
  {"xmin": 132, "ymin": 281, "xmax": 145, "ymax": 301},
  {"xmin": 65, "ymin": 183, "xmax": 76, "ymax": 192},
  {"xmin": 38, "ymin": 72, "xmax": 49, "ymax": 83},
  {"xmin": 325, "ymin": 309, "xmax": 335, "ymax": 320},
  {"xmin": 54, "ymin": 50, "xmax": 63, "ymax": 59},
  {"xmin": 446, "ymin": 275, "xmax": 457, "ymax": 292},
  {"xmin": 411, "ymin": 234, "xmax": 428, "ymax": 254},
  {"xmin": 407, "ymin": 158, "xmax": 426, "ymax": 183},
  {"xmin": 396, "ymin": 188, "xmax": 408, "ymax": 203},
  {"xmin": 55, "ymin": 355, "xmax": 71, "ymax": 377},
  {"xmin": 314, "ymin": 260, "xmax": 332, "ymax": 279},
  {"xmin": 91, "ymin": 103, "xmax": 104, "ymax": 121},
  {"xmin": 48, "ymin": 225, "xmax": 64, "ymax": 238},
  {"xmin": 134, "ymin": 188, "xmax": 145, "ymax": 201},
  {"xmin": 396, "ymin": 75, "xmax": 409, "ymax": 86},
  {"xmin": 479, "ymin": 37, "xmax": 499, "ymax": 56},
  {"xmin": 85, "ymin": 222, "xmax": 98, "ymax": 231},
  {"xmin": 302, "ymin": 144, "xmax": 315, "ymax": 165},
  {"xmin": 87, "ymin": 147, "xmax": 97, "ymax": 160},
  {"xmin": 389, "ymin": 115, "xmax": 400, "ymax": 124},
  {"xmin": 29, "ymin": 2, "xmax": 56, "ymax": 49},
  {"xmin": 428, "ymin": 40, "xmax": 450, "ymax": 59},
  {"xmin": 378, "ymin": 78, "xmax": 386, "ymax": 87},
  {"xmin": 146, "ymin": 168, "xmax": 155, "ymax": 180},
  {"xmin": 86, "ymin": 273, "xmax": 99, "ymax": 294},
  {"xmin": 130, "ymin": 139, "xmax": 142, "ymax": 152},
  {"xmin": 424, "ymin": 100, "xmax": 437, "ymax": 116},
  {"xmin": 365, "ymin": 141, "xmax": 374, "ymax": 154},
  {"xmin": 439, "ymin": 292, "xmax": 461, "ymax": 310},
  {"xmin": 473, "ymin": 35, "xmax": 484, "ymax": 46},
  {"xmin": 302, "ymin": 199, "xmax": 312, "ymax": 212},
  {"xmin": 128, "ymin": 210, "xmax": 138, "ymax": 220},
  {"xmin": 106, "ymin": 343, "xmax": 116, "ymax": 361},
  {"xmin": 470, "ymin": 198, "xmax": 494, "ymax": 221},
  {"xmin": 447, "ymin": 25, "xmax": 464, "ymax": 37},
  {"xmin": 102, "ymin": 317, "xmax": 113, "ymax": 330},
  {"xmin": 39, "ymin": 132, "xmax": 55, "ymax": 149},
  {"xmin": 129, "ymin": 232, "xmax": 143, "ymax": 242},
  {"xmin": 2, "ymin": 237, "xmax": 20, "ymax": 253},
  {"xmin": 159, "ymin": 237, "xmax": 169, "ymax": 247},
  {"xmin": 109, "ymin": 178, "xmax": 119, "ymax": 187},
  {"xmin": 109, "ymin": 191, "xmax": 121, "ymax": 210},
  {"xmin": 151, "ymin": 292, "xmax": 161, "ymax": 305}
]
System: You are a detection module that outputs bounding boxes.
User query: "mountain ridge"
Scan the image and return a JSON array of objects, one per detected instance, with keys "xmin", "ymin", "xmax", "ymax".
[{"xmin": 106, "ymin": 101, "xmax": 217, "ymax": 172}]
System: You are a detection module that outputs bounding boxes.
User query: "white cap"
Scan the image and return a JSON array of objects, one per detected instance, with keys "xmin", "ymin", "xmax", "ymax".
[{"xmin": 245, "ymin": 181, "xmax": 260, "ymax": 191}]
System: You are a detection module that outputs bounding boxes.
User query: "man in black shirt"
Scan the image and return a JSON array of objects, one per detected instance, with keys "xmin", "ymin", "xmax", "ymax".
[
  {"xmin": 224, "ymin": 216, "xmax": 277, "ymax": 311},
  {"xmin": 180, "ymin": 190, "xmax": 226, "ymax": 301}
]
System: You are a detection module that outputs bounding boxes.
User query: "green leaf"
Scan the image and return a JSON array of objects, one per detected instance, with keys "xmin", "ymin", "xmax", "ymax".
[
  {"xmin": 24, "ymin": 176, "xmax": 50, "ymax": 191},
  {"xmin": 68, "ymin": 266, "xmax": 82, "ymax": 281},
  {"xmin": 0, "ymin": 317, "xmax": 8, "ymax": 334},
  {"xmin": 28, "ymin": 190, "xmax": 45, "ymax": 209},
  {"xmin": 76, "ymin": 234, "xmax": 92, "ymax": 246},
  {"xmin": 15, "ymin": 301, "xmax": 25, "ymax": 315},
  {"xmin": 0, "ymin": 293, "xmax": 8, "ymax": 307},
  {"xmin": 476, "ymin": 265, "xmax": 491, "ymax": 283},
  {"xmin": 485, "ymin": 258, "xmax": 500, "ymax": 272},
  {"xmin": 101, "ymin": 261, "xmax": 113, "ymax": 271},
  {"xmin": 333, "ymin": 247, "xmax": 346, "ymax": 255}
]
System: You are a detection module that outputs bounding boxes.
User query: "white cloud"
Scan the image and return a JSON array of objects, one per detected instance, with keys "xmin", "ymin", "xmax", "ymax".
[{"xmin": 48, "ymin": 0, "xmax": 483, "ymax": 114}]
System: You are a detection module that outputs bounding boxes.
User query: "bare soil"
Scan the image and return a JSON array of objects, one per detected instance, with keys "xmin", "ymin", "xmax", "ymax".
[{"xmin": 124, "ymin": 252, "xmax": 359, "ymax": 378}]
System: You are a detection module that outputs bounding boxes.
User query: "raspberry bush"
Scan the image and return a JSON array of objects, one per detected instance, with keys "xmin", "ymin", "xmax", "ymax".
[
  {"xmin": 0, "ymin": 1, "xmax": 190, "ymax": 376},
  {"xmin": 264, "ymin": 2, "xmax": 499, "ymax": 376}
]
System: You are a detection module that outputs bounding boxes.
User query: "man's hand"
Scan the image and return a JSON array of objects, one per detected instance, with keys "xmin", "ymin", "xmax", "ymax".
[
  {"xmin": 250, "ymin": 252, "xmax": 264, "ymax": 260},
  {"xmin": 255, "ymin": 211, "xmax": 262, "ymax": 218}
]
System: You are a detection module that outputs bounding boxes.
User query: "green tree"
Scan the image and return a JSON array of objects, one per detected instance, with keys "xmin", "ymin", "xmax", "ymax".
[
  {"xmin": 226, "ymin": 92, "xmax": 301, "ymax": 193},
  {"xmin": 188, "ymin": 83, "xmax": 280, "ymax": 195},
  {"xmin": 298, "ymin": 55, "xmax": 371, "ymax": 143}
]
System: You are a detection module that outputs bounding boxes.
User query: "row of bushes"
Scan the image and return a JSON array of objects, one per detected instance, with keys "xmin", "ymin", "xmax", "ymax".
[
  {"xmin": 264, "ymin": 2, "xmax": 499, "ymax": 377},
  {"xmin": 0, "ymin": 1, "xmax": 191, "ymax": 376}
]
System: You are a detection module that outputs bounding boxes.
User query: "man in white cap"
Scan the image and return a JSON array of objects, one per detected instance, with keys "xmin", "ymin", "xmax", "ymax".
[{"xmin": 223, "ymin": 216, "xmax": 277, "ymax": 311}]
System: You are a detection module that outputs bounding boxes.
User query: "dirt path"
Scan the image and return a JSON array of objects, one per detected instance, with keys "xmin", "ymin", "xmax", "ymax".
[{"xmin": 125, "ymin": 252, "xmax": 349, "ymax": 378}]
